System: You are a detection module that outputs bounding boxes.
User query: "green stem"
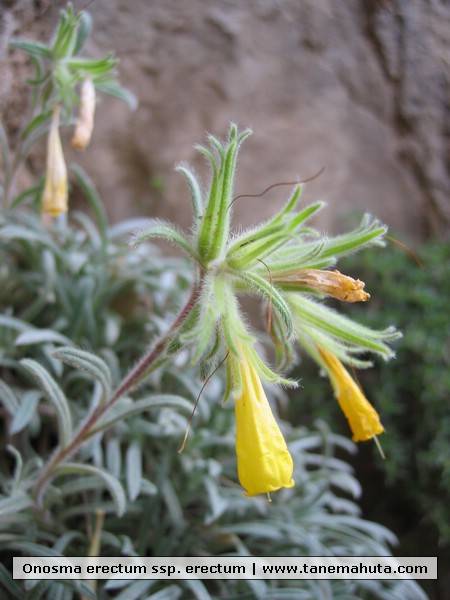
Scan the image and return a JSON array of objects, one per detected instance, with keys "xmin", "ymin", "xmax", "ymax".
[{"xmin": 32, "ymin": 278, "xmax": 203, "ymax": 508}]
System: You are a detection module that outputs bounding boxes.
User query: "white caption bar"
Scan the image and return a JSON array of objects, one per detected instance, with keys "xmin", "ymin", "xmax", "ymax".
[{"xmin": 13, "ymin": 556, "xmax": 437, "ymax": 580}]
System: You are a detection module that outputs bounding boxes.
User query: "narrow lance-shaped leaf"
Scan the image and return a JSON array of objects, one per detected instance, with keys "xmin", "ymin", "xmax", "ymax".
[
  {"xmin": 73, "ymin": 10, "xmax": 92, "ymax": 55},
  {"xmin": 20, "ymin": 358, "xmax": 73, "ymax": 447},
  {"xmin": 131, "ymin": 219, "xmax": 199, "ymax": 262},
  {"xmin": 175, "ymin": 164, "xmax": 204, "ymax": 221},
  {"xmin": 239, "ymin": 271, "xmax": 294, "ymax": 339},
  {"xmin": 14, "ymin": 329, "xmax": 73, "ymax": 347},
  {"xmin": 53, "ymin": 346, "xmax": 112, "ymax": 400},
  {"xmin": 0, "ymin": 380, "xmax": 20, "ymax": 415},
  {"xmin": 289, "ymin": 294, "xmax": 401, "ymax": 358},
  {"xmin": 0, "ymin": 563, "xmax": 23, "ymax": 599},
  {"xmin": 208, "ymin": 128, "xmax": 252, "ymax": 261},
  {"xmin": 0, "ymin": 493, "xmax": 33, "ymax": 520},
  {"xmin": 9, "ymin": 39, "xmax": 52, "ymax": 58},
  {"xmin": 126, "ymin": 441, "xmax": 142, "ymax": 502},
  {"xmin": 94, "ymin": 81, "xmax": 138, "ymax": 110},
  {"xmin": 89, "ymin": 394, "xmax": 193, "ymax": 435},
  {"xmin": 285, "ymin": 201, "xmax": 326, "ymax": 233},
  {"xmin": 6, "ymin": 445, "xmax": 24, "ymax": 494},
  {"xmin": 71, "ymin": 164, "xmax": 108, "ymax": 248},
  {"xmin": 9, "ymin": 390, "xmax": 41, "ymax": 435},
  {"xmin": 197, "ymin": 126, "xmax": 251, "ymax": 263},
  {"xmin": 67, "ymin": 56, "xmax": 118, "ymax": 74},
  {"xmin": 321, "ymin": 214, "xmax": 387, "ymax": 259},
  {"xmin": 55, "ymin": 463, "xmax": 126, "ymax": 517}
]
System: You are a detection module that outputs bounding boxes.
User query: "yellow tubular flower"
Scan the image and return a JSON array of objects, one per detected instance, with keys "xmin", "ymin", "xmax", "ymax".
[
  {"xmin": 234, "ymin": 351, "xmax": 295, "ymax": 497},
  {"xmin": 318, "ymin": 347, "xmax": 384, "ymax": 442},
  {"xmin": 42, "ymin": 106, "xmax": 68, "ymax": 216}
]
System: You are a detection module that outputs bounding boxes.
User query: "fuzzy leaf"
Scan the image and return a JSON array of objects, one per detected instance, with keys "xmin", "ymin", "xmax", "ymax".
[
  {"xmin": 71, "ymin": 165, "xmax": 108, "ymax": 247},
  {"xmin": 0, "ymin": 563, "xmax": 23, "ymax": 598},
  {"xmin": 53, "ymin": 346, "xmax": 112, "ymax": 399},
  {"xmin": 126, "ymin": 441, "xmax": 143, "ymax": 502},
  {"xmin": 21, "ymin": 110, "xmax": 51, "ymax": 140},
  {"xmin": 0, "ymin": 225, "xmax": 63, "ymax": 257},
  {"xmin": 0, "ymin": 380, "xmax": 20, "ymax": 415},
  {"xmin": 9, "ymin": 390, "xmax": 41, "ymax": 435},
  {"xmin": 56, "ymin": 463, "xmax": 126, "ymax": 517},
  {"xmin": 9, "ymin": 39, "xmax": 52, "ymax": 58},
  {"xmin": 15, "ymin": 329, "xmax": 72, "ymax": 347},
  {"xmin": 290, "ymin": 294, "xmax": 401, "ymax": 358},
  {"xmin": 73, "ymin": 10, "xmax": 92, "ymax": 55},
  {"xmin": 321, "ymin": 214, "xmax": 387, "ymax": 259},
  {"xmin": 94, "ymin": 81, "xmax": 138, "ymax": 110},
  {"xmin": 0, "ymin": 493, "xmax": 33, "ymax": 519},
  {"xmin": 20, "ymin": 359, "xmax": 73, "ymax": 447},
  {"xmin": 175, "ymin": 164, "xmax": 203, "ymax": 219},
  {"xmin": 67, "ymin": 55, "xmax": 118, "ymax": 74},
  {"xmin": 239, "ymin": 271, "xmax": 294, "ymax": 338},
  {"xmin": 131, "ymin": 220, "xmax": 198, "ymax": 261},
  {"xmin": 89, "ymin": 394, "xmax": 193, "ymax": 435}
]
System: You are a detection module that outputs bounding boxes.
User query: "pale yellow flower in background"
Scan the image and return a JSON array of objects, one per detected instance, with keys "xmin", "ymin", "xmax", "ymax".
[
  {"xmin": 234, "ymin": 350, "xmax": 295, "ymax": 497},
  {"xmin": 42, "ymin": 106, "xmax": 68, "ymax": 216},
  {"xmin": 72, "ymin": 77, "xmax": 96, "ymax": 150},
  {"xmin": 318, "ymin": 346, "xmax": 384, "ymax": 442}
]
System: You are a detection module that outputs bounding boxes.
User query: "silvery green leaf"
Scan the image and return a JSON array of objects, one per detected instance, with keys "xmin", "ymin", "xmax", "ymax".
[
  {"xmin": 147, "ymin": 585, "xmax": 183, "ymax": 600},
  {"xmin": 14, "ymin": 329, "xmax": 72, "ymax": 347},
  {"xmin": 53, "ymin": 346, "xmax": 112, "ymax": 399},
  {"xmin": 106, "ymin": 437, "xmax": 122, "ymax": 479},
  {"xmin": 0, "ymin": 314, "xmax": 32, "ymax": 333},
  {"xmin": 6, "ymin": 445, "xmax": 24, "ymax": 493},
  {"xmin": 89, "ymin": 394, "xmax": 193, "ymax": 435},
  {"xmin": 71, "ymin": 165, "xmax": 108, "ymax": 246},
  {"xmin": 20, "ymin": 359, "xmax": 73, "ymax": 447},
  {"xmin": 113, "ymin": 580, "xmax": 154, "ymax": 600},
  {"xmin": 141, "ymin": 478, "xmax": 158, "ymax": 496},
  {"xmin": 0, "ymin": 563, "xmax": 23, "ymax": 599},
  {"xmin": 0, "ymin": 379, "xmax": 19, "ymax": 415},
  {"xmin": 94, "ymin": 81, "xmax": 138, "ymax": 110},
  {"xmin": 56, "ymin": 463, "xmax": 126, "ymax": 517},
  {"xmin": 9, "ymin": 390, "xmax": 41, "ymax": 435},
  {"xmin": 126, "ymin": 441, "xmax": 142, "ymax": 502},
  {"xmin": 183, "ymin": 579, "xmax": 213, "ymax": 600},
  {"xmin": 0, "ymin": 493, "xmax": 33, "ymax": 519},
  {"xmin": 0, "ymin": 225, "xmax": 62, "ymax": 256}
]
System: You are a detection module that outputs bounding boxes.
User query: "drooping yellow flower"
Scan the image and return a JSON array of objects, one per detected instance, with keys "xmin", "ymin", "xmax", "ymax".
[
  {"xmin": 234, "ymin": 350, "xmax": 295, "ymax": 496},
  {"xmin": 272, "ymin": 269, "xmax": 370, "ymax": 302},
  {"xmin": 72, "ymin": 78, "xmax": 96, "ymax": 150},
  {"xmin": 318, "ymin": 347, "xmax": 384, "ymax": 442},
  {"xmin": 42, "ymin": 106, "xmax": 68, "ymax": 216}
]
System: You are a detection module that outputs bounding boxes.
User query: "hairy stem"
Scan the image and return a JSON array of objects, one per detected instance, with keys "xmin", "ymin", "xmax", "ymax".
[{"xmin": 32, "ymin": 279, "xmax": 203, "ymax": 508}]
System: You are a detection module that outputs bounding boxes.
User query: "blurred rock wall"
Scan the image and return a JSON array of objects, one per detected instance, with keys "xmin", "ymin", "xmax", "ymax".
[{"xmin": 1, "ymin": 0, "xmax": 449, "ymax": 240}]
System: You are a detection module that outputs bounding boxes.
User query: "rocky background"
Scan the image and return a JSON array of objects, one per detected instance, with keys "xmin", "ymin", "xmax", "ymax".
[{"xmin": 1, "ymin": 0, "xmax": 449, "ymax": 241}]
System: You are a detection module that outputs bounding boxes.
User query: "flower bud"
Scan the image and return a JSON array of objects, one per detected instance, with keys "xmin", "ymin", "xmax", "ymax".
[
  {"xmin": 72, "ymin": 77, "xmax": 96, "ymax": 150},
  {"xmin": 42, "ymin": 106, "xmax": 68, "ymax": 216}
]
